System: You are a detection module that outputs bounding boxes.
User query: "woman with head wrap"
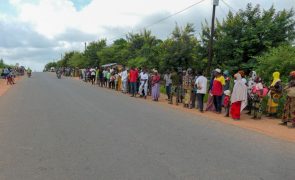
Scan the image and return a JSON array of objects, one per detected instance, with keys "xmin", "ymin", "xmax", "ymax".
[
  {"xmin": 230, "ymin": 73, "xmax": 248, "ymax": 120},
  {"xmin": 267, "ymin": 72, "xmax": 283, "ymax": 117},
  {"xmin": 282, "ymin": 71, "xmax": 295, "ymax": 127}
]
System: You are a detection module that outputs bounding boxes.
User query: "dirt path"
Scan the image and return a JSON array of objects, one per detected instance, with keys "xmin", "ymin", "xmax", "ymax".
[
  {"xmin": 0, "ymin": 77, "xmax": 21, "ymax": 96},
  {"xmin": 70, "ymin": 77, "xmax": 295, "ymax": 143}
]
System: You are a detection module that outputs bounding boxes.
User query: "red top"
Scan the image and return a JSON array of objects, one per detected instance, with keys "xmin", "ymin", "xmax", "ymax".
[
  {"xmin": 223, "ymin": 96, "xmax": 230, "ymax": 107},
  {"xmin": 129, "ymin": 69, "xmax": 138, "ymax": 83},
  {"xmin": 152, "ymin": 75, "xmax": 161, "ymax": 86},
  {"xmin": 211, "ymin": 76, "xmax": 225, "ymax": 96}
]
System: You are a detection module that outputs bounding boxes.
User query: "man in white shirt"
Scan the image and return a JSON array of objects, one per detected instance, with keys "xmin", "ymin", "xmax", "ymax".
[
  {"xmin": 164, "ymin": 70, "xmax": 172, "ymax": 100},
  {"xmin": 138, "ymin": 69, "xmax": 149, "ymax": 98},
  {"xmin": 121, "ymin": 68, "xmax": 128, "ymax": 93},
  {"xmin": 195, "ymin": 71, "xmax": 208, "ymax": 112}
]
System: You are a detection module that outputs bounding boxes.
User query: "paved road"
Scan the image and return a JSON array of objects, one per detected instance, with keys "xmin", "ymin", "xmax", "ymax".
[{"xmin": 0, "ymin": 73, "xmax": 295, "ymax": 180}]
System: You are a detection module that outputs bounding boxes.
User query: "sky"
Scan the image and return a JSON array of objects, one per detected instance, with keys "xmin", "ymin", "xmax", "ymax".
[{"xmin": 0, "ymin": 0, "xmax": 294, "ymax": 71}]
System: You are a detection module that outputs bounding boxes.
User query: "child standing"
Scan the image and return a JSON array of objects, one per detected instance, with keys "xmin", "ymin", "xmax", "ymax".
[{"xmin": 224, "ymin": 90, "xmax": 231, "ymax": 117}]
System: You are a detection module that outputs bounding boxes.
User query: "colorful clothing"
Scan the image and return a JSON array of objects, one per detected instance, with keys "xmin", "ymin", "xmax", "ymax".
[
  {"xmin": 267, "ymin": 72, "xmax": 282, "ymax": 114},
  {"xmin": 152, "ymin": 74, "xmax": 161, "ymax": 100},
  {"xmin": 211, "ymin": 76, "xmax": 225, "ymax": 96},
  {"xmin": 282, "ymin": 78, "xmax": 295, "ymax": 125},
  {"xmin": 230, "ymin": 73, "xmax": 248, "ymax": 119},
  {"xmin": 129, "ymin": 69, "xmax": 138, "ymax": 83},
  {"xmin": 251, "ymin": 82, "xmax": 264, "ymax": 119},
  {"xmin": 231, "ymin": 101, "xmax": 242, "ymax": 119}
]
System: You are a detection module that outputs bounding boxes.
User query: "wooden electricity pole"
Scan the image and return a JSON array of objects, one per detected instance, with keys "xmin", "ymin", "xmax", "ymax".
[{"xmin": 207, "ymin": 0, "xmax": 219, "ymax": 76}]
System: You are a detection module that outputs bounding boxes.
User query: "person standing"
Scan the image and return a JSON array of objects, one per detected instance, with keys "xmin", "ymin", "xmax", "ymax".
[
  {"xmin": 223, "ymin": 90, "xmax": 231, "ymax": 117},
  {"xmin": 95, "ymin": 68, "xmax": 100, "ymax": 85},
  {"xmin": 211, "ymin": 69, "xmax": 225, "ymax": 113},
  {"xmin": 247, "ymin": 71, "xmax": 257, "ymax": 114},
  {"xmin": 206, "ymin": 71, "xmax": 216, "ymax": 112},
  {"xmin": 164, "ymin": 70, "xmax": 172, "ymax": 100},
  {"xmin": 99, "ymin": 68, "xmax": 104, "ymax": 87},
  {"xmin": 121, "ymin": 68, "xmax": 128, "ymax": 93},
  {"xmin": 117, "ymin": 69, "xmax": 122, "ymax": 91},
  {"xmin": 90, "ymin": 68, "xmax": 96, "ymax": 85},
  {"xmin": 151, "ymin": 69, "xmax": 161, "ymax": 101},
  {"xmin": 282, "ymin": 71, "xmax": 295, "ymax": 127},
  {"xmin": 102, "ymin": 68, "xmax": 108, "ymax": 87},
  {"xmin": 195, "ymin": 71, "xmax": 207, "ymax": 112},
  {"xmin": 106, "ymin": 69, "xmax": 111, "ymax": 88},
  {"xmin": 230, "ymin": 73, "xmax": 248, "ymax": 120},
  {"xmin": 267, "ymin": 71, "xmax": 283, "ymax": 117},
  {"xmin": 129, "ymin": 67, "xmax": 138, "ymax": 97},
  {"xmin": 139, "ymin": 69, "xmax": 149, "ymax": 99},
  {"xmin": 251, "ymin": 77, "xmax": 267, "ymax": 119}
]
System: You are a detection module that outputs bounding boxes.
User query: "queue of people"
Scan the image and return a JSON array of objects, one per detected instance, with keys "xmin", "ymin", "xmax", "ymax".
[
  {"xmin": 78, "ymin": 66, "xmax": 295, "ymax": 128},
  {"xmin": 1, "ymin": 67, "xmax": 17, "ymax": 85}
]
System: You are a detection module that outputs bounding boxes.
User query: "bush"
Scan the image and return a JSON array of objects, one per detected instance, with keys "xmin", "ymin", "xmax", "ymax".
[{"xmin": 256, "ymin": 45, "xmax": 295, "ymax": 84}]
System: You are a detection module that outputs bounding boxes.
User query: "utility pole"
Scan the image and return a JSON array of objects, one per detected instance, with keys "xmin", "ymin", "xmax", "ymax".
[
  {"xmin": 207, "ymin": 0, "xmax": 219, "ymax": 76},
  {"xmin": 84, "ymin": 42, "xmax": 87, "ymax": 52}
]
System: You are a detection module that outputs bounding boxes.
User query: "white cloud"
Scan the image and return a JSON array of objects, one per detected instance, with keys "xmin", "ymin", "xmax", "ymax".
[{"xmin": 1, "ymin": 0, "xmax": 294, "ymax": 71}]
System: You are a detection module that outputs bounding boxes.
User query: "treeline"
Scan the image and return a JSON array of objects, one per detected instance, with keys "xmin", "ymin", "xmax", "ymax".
[
  {"xmin": 0, "ymin": 59, "xmax": 9, "ymax": 69},
  {"xmin": 45, "ymin": 3, "xmax": 295, "ymax": 82}
]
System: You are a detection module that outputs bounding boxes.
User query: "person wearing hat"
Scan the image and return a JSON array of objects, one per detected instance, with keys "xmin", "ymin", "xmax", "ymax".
[
  {"xmin": 211, "ymin": 68, "xmax": 225, "ymax": 113},
  {"xmin": 282, "ymin": 71, "xmax": 295, "ymax": 127}
]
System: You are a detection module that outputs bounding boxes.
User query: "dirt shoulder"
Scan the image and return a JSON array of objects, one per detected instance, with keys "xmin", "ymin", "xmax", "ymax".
[
  {"xmin": 0, "ymin": 77, "xmax": 21, "ymax": 97},
  {"xmin": 73, "ymin": 77, "xmax": 295, "ymax": 143}
]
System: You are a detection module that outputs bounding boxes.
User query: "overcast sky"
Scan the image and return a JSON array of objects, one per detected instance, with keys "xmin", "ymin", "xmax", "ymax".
[{"xmin": 0, "ymin": 0, "xmax": 294, "ymax": 71}]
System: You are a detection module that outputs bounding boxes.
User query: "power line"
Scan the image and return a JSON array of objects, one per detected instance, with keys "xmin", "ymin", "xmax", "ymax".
[
  {"xmin": 144, "ymin": 0, "xmax": 207, "ymax": 29},
  {"xmin": 221, "ymin": 0, "xmax": 237, "ymax": 13},
  {"xmin": 109, "ymin": 0, "xmax": 207, "ymax": 42}
]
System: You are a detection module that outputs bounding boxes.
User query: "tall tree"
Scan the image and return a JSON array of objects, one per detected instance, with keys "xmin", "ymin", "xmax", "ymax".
[{"xmin": 84, "ymin": 39, "xmax": 107, "ymax": 67}]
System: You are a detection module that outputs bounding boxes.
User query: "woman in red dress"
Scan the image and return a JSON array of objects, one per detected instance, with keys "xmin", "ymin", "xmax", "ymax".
[{"xmin": 230, "ymin": 73, "xmax": 248, "ymax": 120}]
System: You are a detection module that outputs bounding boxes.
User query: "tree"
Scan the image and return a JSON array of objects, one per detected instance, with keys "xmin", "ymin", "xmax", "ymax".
[
  {"xmin": 44, "ymin": 62, "xmax": 58, "ymax": 71},
  {"xmin": 126, "ymin": 29, "xmax": 162, "ymax": 69},
  {"xmin": 201, "ymin": 3, "xmax": 295, "ymax": 73},
  {"xmin": 68, "ymin": 52, "xmax": 87, "ymax": 68},
  {"xmin": 0, "ymin": 59, "xmax": 4, "ymax": 68},
  {"xmin": 84, "ymin": 39, "xmax": 107, "ymax": 67},
  {"xmin": 161, "ymin": 23, "xmax": 201, "ymax": 72},
  {"xmin": 256, "ymin": 45, "xmax": 295, "ymax": 83}
]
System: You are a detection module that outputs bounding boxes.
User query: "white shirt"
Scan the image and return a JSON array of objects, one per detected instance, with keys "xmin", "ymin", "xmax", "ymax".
[
  {"xmin": 140, "ymin": 73, "xmax": 149, "ymax": 86},
  {"xmin": 195, "ymin": 76, "xmax": 208, "ymax": 94},
  {"xmin": 121, "ymin": 70, "xmax": 128, "ymax": 81},
  {"xmin": 164, "ymin": 74, "xmax": 172, "ymax": 86}
]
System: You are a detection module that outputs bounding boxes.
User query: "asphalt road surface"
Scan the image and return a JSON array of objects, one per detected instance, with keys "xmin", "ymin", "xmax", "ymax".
[{"xmin": 1, "ymin": 73, "xmax": 295, "ymax": 180}]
